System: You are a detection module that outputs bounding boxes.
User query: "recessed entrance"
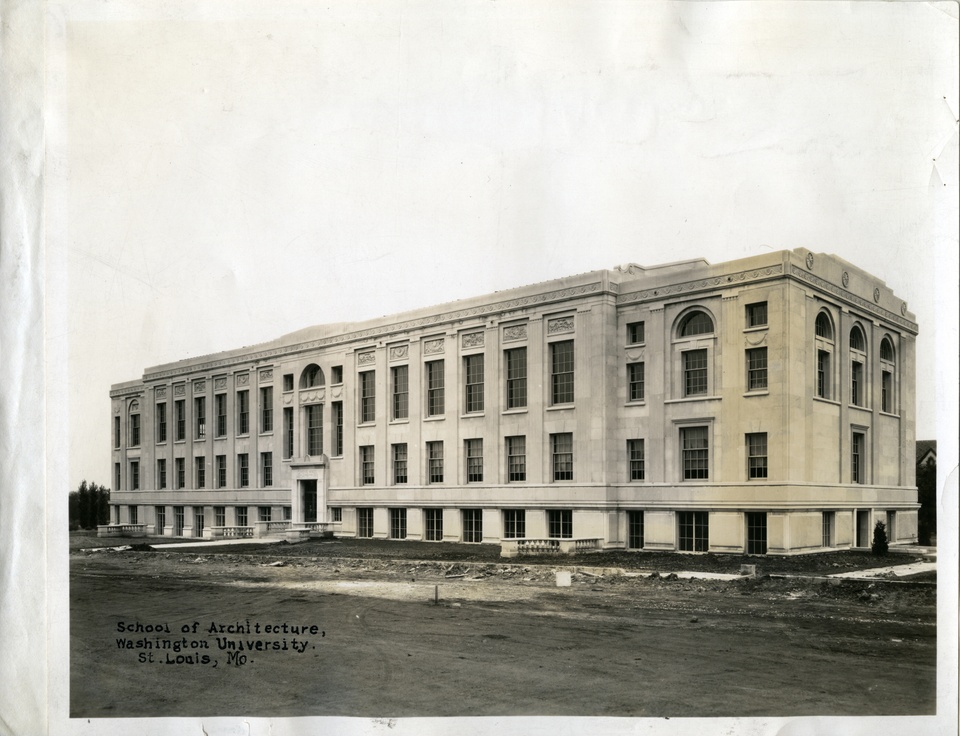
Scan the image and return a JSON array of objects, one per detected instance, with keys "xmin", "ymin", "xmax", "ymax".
[
  {"xmin": 302, "ymin": 480, "xmax": 318, "ymax": 523},
  {"xmin": 856, "ymin": 509, "xmax": 870, "ymax": 548}
]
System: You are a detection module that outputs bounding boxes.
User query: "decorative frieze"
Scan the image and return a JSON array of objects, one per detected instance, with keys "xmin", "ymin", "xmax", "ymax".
[
  {"xmin": 423, "ymin": 338, "xmax": 445, "ymax": 355},
  {"xmin": 193, "ymin": 380, "xmax": 205, "ymax": 393},
  {"xmin": 300, "ymin": 389, "xmax": 325, "ymax": 405},
  {"xmin": 744, "ymin": 332, "xmax": 768, "ymax": 347},
  {"xmin": 389, "ymin": 345, "xmax": 409, "ymax": 361},
  {"xmin": 236, "ymin": 373, "xmax": 249, "ymax": 386},
  {"xmin": 357, "ymin": 351, "xmax": 376, "ymax": 366},
  {"xmin": 155, "ymin": 387, "xmax": 166, "ymax": 399},
  {"xmin": 547, "ymin": 316, "xmax": 575, "ymax": 335},
  {"xmin": 214, "ymin": 377, "xmax": 227, "ymax": 390},
  {"xmin": 618, "ymin": 265, "xmax": 784, "ymax": 305},
  {"xmin": 259, "ymin": 369, "xmax": 273, "ymax": 383},
  {"xmin": 174, "ymin": 384, "xmax": 186, "ymax": 397},
  {"xmin": 461, "ymin": 332, "xmax": 484, "ymax": 349},
  {"xmin": 502, "ymin": 324, "xmax": 527, "ymax": 342}
]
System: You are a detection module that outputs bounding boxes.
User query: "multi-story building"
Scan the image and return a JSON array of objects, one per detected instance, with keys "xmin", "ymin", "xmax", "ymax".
[{"xmin": 107, "ymin": 248, "xmax": 918, "ymax": 553}]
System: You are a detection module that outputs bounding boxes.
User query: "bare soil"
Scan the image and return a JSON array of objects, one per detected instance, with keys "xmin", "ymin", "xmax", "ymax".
[{"xmin": 70, "ymin": 538, "xmax": 936, "ymax": 718}]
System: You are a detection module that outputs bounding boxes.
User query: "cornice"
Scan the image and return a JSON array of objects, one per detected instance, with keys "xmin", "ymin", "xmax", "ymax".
[{"xmin": 616, "ymin": 264, "xmax": 784, "ymax": 305}]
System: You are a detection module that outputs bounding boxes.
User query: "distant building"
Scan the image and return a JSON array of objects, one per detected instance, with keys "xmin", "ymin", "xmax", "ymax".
[
  {"xmin": 916, "ymin": 439, "xmax": 937, "ymax": 469},
  {"xmin": 107, "ymin": 248, "xmax": 918, "ymax": 553}
]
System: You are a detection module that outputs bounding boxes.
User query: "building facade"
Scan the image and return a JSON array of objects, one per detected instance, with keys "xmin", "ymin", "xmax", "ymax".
[{"xmin": 107, "ymin": 248, "xmax": 919, "ymax": 553}]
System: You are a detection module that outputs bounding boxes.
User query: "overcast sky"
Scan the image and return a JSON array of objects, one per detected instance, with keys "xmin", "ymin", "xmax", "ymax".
[{"xmin": 57, "ymin": 0, "xmax": 958, "ymax": 489}]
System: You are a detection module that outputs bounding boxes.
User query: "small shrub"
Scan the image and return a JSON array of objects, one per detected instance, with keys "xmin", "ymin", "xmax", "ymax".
[{"xmin": 871, "ymin": 520, "xmax": 889, "ymax": 556}]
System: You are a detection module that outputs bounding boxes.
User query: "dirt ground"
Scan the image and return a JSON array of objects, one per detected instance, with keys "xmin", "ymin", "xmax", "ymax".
[{"xmin": 70, "ymin": 536, "xmax": 936, "ymax": 718}]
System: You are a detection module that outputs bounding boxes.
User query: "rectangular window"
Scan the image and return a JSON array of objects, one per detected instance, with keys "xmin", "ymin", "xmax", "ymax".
[
  {"xmin": 551, "ymin": 433, "xmax": 573, "ymax": 481},
  {"xmin": 550, "ymin": 340, "xmax": 575, "ymax": 404},
  {"xmin": 130, "ymin": 414, "xmax": 141, "ymax": 447},
  {"xmin": 332, "ymin": 402, "xmax": 343, "ymax": 456},
  {"xmin": 678, "ymin": 511, "xmax": 709, "ymax": 552},
  {"xmin": 628, "ymin": 510, "xmax": 644, "ymax": 549},
  {"xmin": 330, "ymin": 507, "xmax": 342, "ymax": 523},
  {"xmin": 236, "ymin": 506, "xmax": 248, "ymax": 527},
  {"xmin": 359, "ymin": 370, "xmax": 376, "ymax": 424},
  {"xmin": 881, "ymin": 370, "xmax": 892, "ymax": 412},
  {"xmin": 817, "ymin": 350, "xmax": 830, "ymax": 399},
  {"xmin": 156, "ymin": 403, "xmax": 167, "ymax": 443},
  {"xmin": 193, "ymin": 506, "xmax": 204, "ymax": 538},
  {"xmin": 391, "ymin": 365, "xmax": 409, "ymax": 420},
  {"xmin": 745, "ymin": 512, "xmax": 767, "ymax": 554},
  {"xmin": 260, "ymin": 387, "xmax": 273, "ymax": 433},
  {"xmin": 424, "ymin": 509, "xmax": 443, "ymax": 541},
  {"xmin": 215, "ymin": 394, "xmax": 226, "ymax": 437},
  {"xmin": 822, "ymin": 511, "xmax": 835, "ymax": 548},
  {"xmin": 306, "ymin": 404, "xmax": 323, "ymax": 456},
  {"xmin": 357, "ymin": 508, "xmax": 374, "ymax": 538},
  {"xmin": 360, "ymin": 446, "xmax": 375, "ymax": 485},
  {"xmin": 681, "ymin": 427, "xmax": 709, "ymax": 480},
  {"xmin": 746, "ymin": 302, "xmax": 768, "ymax": 328},
  {"xmin": 506, "ymin": 436, "xmax": 526, "ymax": 482},
  {"xmin": 216, "ymin": 455, "xmax": 226, "ymax": 488},
  {"xmin": 114, "ymin": 416, "xmax": 121, "ymax": 448},
  {"xmin": 627, "ymin": 321, "xmax": 645, "ymax": 345},
  {"xmin": 747, "ymin": 433, "xmax": 768, "ymax": 480},
  {"xmin": 886, "ymin": 511, "xmax": 896, "ymax": 542},
  {"xmin": 174, "ymin": 506, "xmax": 184, "ymax": 536},
  {"xmin": 261, "ymin": 452, "xmax": 273, "ymax": 487},
  {"xmin": 194, "ymin": 397, "xmax": 205, "ymax": 439},
  {"xmin": 283, "ymin": 407, "xmax": 294, "ymax": 459},
  {"xmin": 462, "ymin": 509, "xmax": 483, "ymax": 543},
  {"xmin": 746, "ymin": 347, "xmax": 768, "ymax": 391},
  {"xmin": 215, "ymin": 506, "xmax": 225, "ymax": 527},
  {"xmin": 238, "ymin": 453, "xmax": 249, "ymax": 488},
  {"xmin": 628, "ymin": 362, "xmax": 645, "ymax": 402},
  {"xmin": 283, "ymin": 373, "xmax": 293, "ymax": 392},
  {"xmin": 157, "ymin": 459, "xmax": 167, "ymax": 489},
  {"xmin": 426, "ymin": 360, "xmax": 445, "ymax": 416},
  {"xmin": 851, "ymin": 361, "xmax": 863, "ymax": 406},
  {"xmin": 175, "ymin": 458, "xmax": 185, "ymax": 489},
  {"xmin": 503, "ymin": 509, "xmax": 525, "ymax": 539},
  {"xmin": 628, "ymin": 439, "xmax": 645, "ymax": 481},
  {"xmin": 427, "ymin": 441, "xmax": 444, "ymax": 484},
  {"xmin": 392, "ymin": 443, "xmax": 408, "ymax": 484},
  {"xmin": 852, "ymin": 431, "xmax": 865, "ymax": 484},
  {"xmin": 115, "ymin": 462, "xmax": 121, "ymax": 491},
  {"xmin": 195, "ymin": 456, "xmax": 205, "ymax": 488},
  {"xmin": 130, "ymin": 460, "xmax": 140, "ymax": 490},
  {"xmin": 505, "ymin": 347, "xmax": 527, "ymax": 409},
  {"xmin": 464, "ymin": 354, "xmax": 484, "ymax": 413},
  {"xmin": 331, "ymin": 365, "xmax": 343, "ymax": 384},
  {"xmin": 465, "ymin": 439, "xmax": 483, "ymax": 483},
  {"xmin": 548, "ymin": 509, "xmax": 573, "ymax": 539},
  {"xmin": 389, "ymin": 508, "xmax": 407, "ymax": 540},
  {"xmin": 237, "ymin": 390, "xmax": 249, "ymax": 435},
  {"xmin": 175, "ymin": 399, "xmax": 185, "ymax": 441},
  {"xmin": 155, "ymin": 506, "xmax": 165, "ymax": 534},
  {"xmin": 258, "ymin": 506, "xmax": 271, "ymax": 522},
  {"xmin": 683, "ymin": 349, "xmax": 708, "ymax": 396}
]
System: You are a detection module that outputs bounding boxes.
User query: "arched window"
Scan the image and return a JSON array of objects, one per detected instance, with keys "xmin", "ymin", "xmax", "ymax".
[
  {"xmin": 814, "ymin": 310, "xmax": 835, "ymax": 400},
  {"xmin": 300, "ymin": 364, "xmax": 325, "ymax": 389},
  {"xmin": 674, "ymin": 309, "xmax": 716, "ymax": 398},
  {"xmin": 815, "ymin": 312, "xmax": 833, "ymax": 340},
  {"xmin": 880, "ymin": 336, "xmax": 896, "ymax": 413},
  {"xmin": 679, "ymin": 310, "xmax": 714, "ymax": 337},
  {"xmin": 849, "ymin": 324, "xmax": 867, "ymax": 407},
  {"xmin": 880, "ymin": 337, "xmax": 895, "ymax": 362},
  {"xmin": 849, "ymin": 325, "xmax": 866, "ymax": 352}
]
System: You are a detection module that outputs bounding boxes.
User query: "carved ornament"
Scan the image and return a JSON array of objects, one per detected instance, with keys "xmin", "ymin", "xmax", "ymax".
[
  {"xmin": 461, "ymin": 332, "xmax": 484, "ymax": 349},
  {"xmin": 502, "ymin": 325, "xmax": 527, "ymax": 342},
  {"xmin": 357, "ymin": 352, "xmax": 376, "ymax": 366},
  {"xmin": 547, "ymin": 317, "xmax": 575, "ymax": 335},
  {"xmin": 423, "ymin": 338, "xmax": 445, "ymax": 355},
  {"xmin": 389, "ymin": 345, "xmax": 409, "ymax": 361}
]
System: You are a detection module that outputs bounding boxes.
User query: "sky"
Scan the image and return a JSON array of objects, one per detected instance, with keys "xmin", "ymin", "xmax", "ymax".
[{"xmin": 57, "ymin": 0, "xmax": 959, "ymax": 490}]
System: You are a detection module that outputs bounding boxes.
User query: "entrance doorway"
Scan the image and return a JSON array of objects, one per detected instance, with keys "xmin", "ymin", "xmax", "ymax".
[
  {"xmin": 856, "ymin": 509, "xmax": 871, "ymax": 547},
  {"xmin": 302, "ymin": 480, "xmax": 317, "ymax": 522}
]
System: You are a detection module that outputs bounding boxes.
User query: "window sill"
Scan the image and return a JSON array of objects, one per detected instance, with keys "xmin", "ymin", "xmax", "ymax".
[
  {"xmin": 356, "ymin": 422, "xmax": 375, "ymax": 428},
  {"xmin": 878, "ymin": 411, "xmax": 901, "ymax": 419},
  {"xmin": 812, "ymin": 396, "xmax": 841, "ymax": 406},
  {"xmin": 625, "ymin": 342, "xmax": 646, "ymax": 348},
  {"xmin": 624, "ymin": 400, "xmax": 646, "ymax": 407},
  {"xmin": 259, "ymin": 431, "xmax": 274, "ymax": 437},
  {"xmin": 460, "ymin": 413, "xmax": 485, "ymax": 419},
  {"xmin": 423, "ymin": 416, "xmax": 445, "ymax": 422},
  {"xmin": 546, "ymin": 404, "xmax": 575, "ymax": 412},
  {"xmin": 743, "ymin": 390, "xmax": 769, "ymax": 397},
  {"xmin": 664, "ymin": 396, "xmax": 721, "ymax": 404},
  {"xmin": 389, "ymin": 418, "xmax": 410, "ymax": 425},
  {"xmin": 743, "ymin": 325, "xmax": 768, "ymax": 333},
  {"xmin": 502, "ymin": 407, "xmax": 528, "ymax": 415},
  {"xmin": 848, "ymin": 404, "xmax": 871, "ymax": 412}
]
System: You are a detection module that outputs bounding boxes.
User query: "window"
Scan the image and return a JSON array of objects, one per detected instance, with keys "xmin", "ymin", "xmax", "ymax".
[
  {"xmin": 628, "ymin": 362, "xmax": 645, "ymax": 402},
  {"xmin": 746, "ymin": 348, "xmax": 767, "ymax": 391},
  {"xmin": 628, "ymin": 511, "xmax": 644, "ymax": 549},
  {"xmin": 550, "ymin": 340, "xmax": 575, "ymax": 405},
  {"xmin": 746, "ymin": 302, "xmax": 768, "ymax": 328},
  {"xmin": 306, "ymin": 404, "xmax": 323, "ymax": 456},
  {"xmin": 506, "ymin": 436, "xmax": 526, "ymax": 482},
  {"xmin": 174, "ymin": 506, "xmax": 184, "ymax": 536},
  {"xmin": 880, "ymin": 337, "xmax": 895, "ymax": 362},
  {"xmin": 156, "ymin": 403, "xmax": 167, "ymax": 443},
  {"xmin": 466, "ymin": 439, "xmax": 483, "ymax": 483},
  {"xmin": 331, "ymin": 365, "xmax": 343, "ymax": 384},
  {"xmin": 881, "ymin": 370, "xmax": 893, "ymax": 413},
  {"xmin": 216, "ymin": 455, "xmax": 226, "ymax": 488},
  {"xmin": 851, "ymin": 431, "xmax": 865, "ymax": 484},
  {"xmin": 391, "ymin": 365, "xmax": 409, "ymax": 420},
  {"xmin": 357, "ymin": 508, "xmax": 374, "ymax": 538},
  {"xmin": 551, "ymin": 433, "xmax": 573, "ymax": 481},
  {"xmin": 462, "ymin": 509, "xmax": 483, "ymax": 543},
  {"xmin": 426, "ymin": 360, "xmax": 445, "ymax": 416},
  {"xmin": 849, "ymin": 326, "xmax": 865, "ymax": 352},
  {"xmin": 815, "ymin": 312, "xmax": 833, "ymax": 339},
  {"xmin": 258, "ymin": 506, "xmax": 271, "ymax": 522},
  {"xmin": 427, "ymin": 441, "xmax": 444, "ymax": 484},
  {"xmin": 114, "ymin": 416, "xmax": 121, "ymax": 448},
  {"xmin": 464, "ymin": 355, "xmax": 484, "ymax": 413},
  {"xmin": 283, "ymin": 407, "xmax": 294, "ymax": 459},
  {"xmin": 175, "ymin": 458, "xmax": 185, "ymax": 489},
  {"xmin": 283, "ymin": 373, "xmax": 294, "ymax": 392},
  {"xmin": 215, "ymin": 506, "xmax": 225, "ymax": 527},
  {"xmin": 261, "ymin": 452, "xmax": 273, "ymax": 487},
  {"xmin": 505, "ymin": 347, "xmax": 527, "ymax": 409},
  {"xmin": 747, "ymin": 433, "xmax": 767, "ymax": 479},
  {"xmin": 157, "ymin": 459, "xmax": 167, "ymax": 489},
  {"xmin": 155, "ymin": 506, "xmax": 165, "ymax": 534},
  {"xmin": 130, "ymin": 460, "xmax": 140, "ymax": 490},
  {"xmin": 503, "ymin": 510, "xmax": 525, "ymax": 539},
  {"xmin": 628, "ymin": 439, "xmax": 645, "ymax": 481},
  {"xmin": 238, "ymin": 453, "xmax": 249, "ymax": 488},
  {"xmin": 817, "ymin": 350, "xmax": 831, "ymax": 399},
  {"xmin": 115, "ymin": 462, "xmax": 121, "ymax": 491},
  {"xmin": 195, "ymin": 456, "xmax": 205, "ymax": 488},
  {"xmin": 822, "ymin": 511, "xmax": 835, "ymax": 548},
  {"xmin": 678, "ymin": 511, "xmax": 708, "ymax": 552},
  {"xmin": 129, "ymin": 414, "xmax": 141, "ymax": 447},
  {"xmin": 815, "ymin": 311, "xmax": 835, "ymax": 400},
  {"xmin": 360, "ymin": 446, "xmax": 375, "ymax": 485},
  {"xmin": 424, "ymin": 509, "xmax": 443, "ymax": 541},
  {"xmin": 679, "ymin": 310, "xmax": 714, "ymax": 337},
  {"xmin": 359, "ymin": 370, "xmax": 376, "ymax": 423},
  {"xmin": 193, "ymin": 397, "xmax": 204, "ymax": 439},
  {"xmin": 332, "ymin": 402, "xmax": 343, "ymax": 456},
  {"xmin": 389, "ymin": 508, "xmax": 407, "ymax": 539},
  {"xmin": 215, "ymin": 394, "xmax": 226, "ymax": 437},
  {"xmin": 683, "ymin": 349, "xmax": 708, "ymax": 396},
  {"xmin": 237, "ymin": 390, "xmax": 249, "ymax": 435},
  {"xmin": 627, "ymin": 321, "xmax": 645, "ymax": 344},
  {"xmin": 851, "ymin": 361, "xmax": 864, "ymax": 406},
  {"xmin": 236, "ymin": 506, "xmax": 248, "ymax": 527},
  {"xmin": 745, "ymin": 512, "xmax": 767, "ymax": 554},
  {"xmin": 301, "ymin": 364, "xmax": 324, "ymax": 388},
  {"xmin": 193, "ymin": 506, "xmax": 204, "ymax": 538},
  {"xmin": 330, "ymin": 507, "xmax": 342, "ymax": 523},
  {"xmin": 548, "ymin": 510, "xmax": 573, "ymax": 539},
  {"xmin": 886, "ymin": 511, "xmax": 897, "ymax": 542},
  {"xmin": 175, "ymin": 399, "xmax": 185, "ymax": 441},
  {"xmin": 260, "ymin": 387, "xmax": 273, "ymax": 433},
  {"xmin": 392, "ymin": 443, "xmax": 408, "ymax": 484},
  {"xmin": 681, "ymin": 427, "xmax": 709, "ymax": 480}
]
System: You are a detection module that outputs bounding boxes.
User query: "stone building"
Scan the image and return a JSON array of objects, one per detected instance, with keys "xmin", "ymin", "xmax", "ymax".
[{"xmin": 107, "ymin": 248, "xmax": 919, "ymax": 553}]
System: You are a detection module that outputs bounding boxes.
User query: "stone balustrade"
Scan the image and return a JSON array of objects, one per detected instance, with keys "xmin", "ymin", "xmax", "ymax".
[
  {"xmin": 96, "ymin": 523, "xmax": 148, "ymax": 538},
  {"xmin": 208, "ymin": 526, "xmax": 254, "ymax": 539},
  {"xmin": 500, "ymin": 537, "xmax": 603, "ymax": 558}
]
